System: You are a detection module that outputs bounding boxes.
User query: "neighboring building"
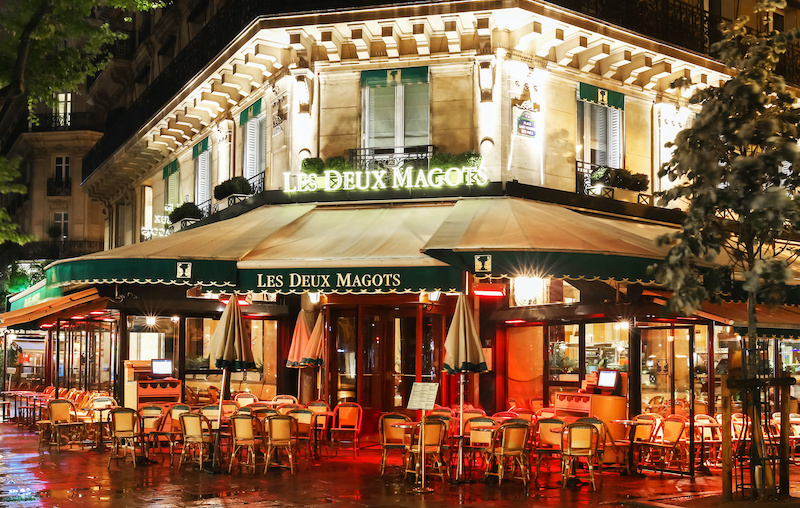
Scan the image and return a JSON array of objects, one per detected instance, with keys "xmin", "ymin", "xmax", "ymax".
[{"xmin": 4, "ymin": 1, "xmax": 800, "ymax": 447}]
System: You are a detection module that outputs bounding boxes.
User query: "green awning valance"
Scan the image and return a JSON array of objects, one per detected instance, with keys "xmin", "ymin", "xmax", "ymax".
[
  {"xmin": 361, "ymin": 66, "xmax": 428, "ymax": 87},
  {"xmin": 48, "ymin": 258, "xmax": 238, "ymax": 289},
  {"xmin": 579, "ymin": 83, "xmax": 624, "ymax": 110},
  {"xmin": 239, "ymin": 98, "xmax": 262, "ymax": 124},
  {"xmin": 162, "ymin": 160, "xmax": 179, "ymax": 180},
  {"xmin": 192, "ymin": 137, "xmax": 210, "ymax": 158}
]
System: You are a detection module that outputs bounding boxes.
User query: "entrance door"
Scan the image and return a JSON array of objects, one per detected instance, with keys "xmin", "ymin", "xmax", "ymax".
[
  {"xmin": 328, "ymin": 304, "xmax": 445, "ymax": 417},
  {"xmin": 640, "ymin": 326, "xmax": 694, "ymax": 416}
]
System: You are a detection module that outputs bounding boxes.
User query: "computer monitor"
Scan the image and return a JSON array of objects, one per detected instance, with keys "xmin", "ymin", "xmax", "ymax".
[
  {"xmin": 596, "ymin": 369, "xmax": 620, "ymax": 394},
  {"xmin": 151, "ymin": 359, "xmax": 173, "ymax": 377}
]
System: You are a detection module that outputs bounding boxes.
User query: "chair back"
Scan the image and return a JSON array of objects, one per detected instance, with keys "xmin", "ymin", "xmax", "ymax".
[
  {"xmin": 466, "ymin": 416, "xmax": 496, "ymax": 446},
  {"xmin": 248, "ymin": 402, "xmax": 272, "ymax": 410},
  {"xmin": 534, "ymin": 417, "xmax": 564, "ymax": 448},
  {"xmin": 535, "ymin": 407, "xmax": 556, "ymax": 419},
  {"xmin": 429, "ymin": 407, "xmax": 454, "ymax": 417},
  {"xmin": 267, "ymin": 415, "xmax": 297, "ymax": 444},
  {"xmin": 221, "ymin": 401, "xmax": 238, "ymax": 418},
  {"xmin": 379, "ymin": 413, "xmax": 411, "ymax": 446},
  {"xmin": 563, "ymin": 422, "xmax": 599, "ymax": 455},
  {"xmin": 207, "ymin": 386, "xmax": 220, "ymax": 403},
  {"xmin": 576, "ymin": 417, "xmax": 607, "ymax": 449},
  {"xmin": 426, "ymin": 414, "xmax": 455, "ymax": 437},
  {"xmin": 230, "ymin": 414, "xmax": 256, "ymax": 441},
  {"xmin": 180, "ymin": 412, "xmax": 210, "ymax": 438},
  {"xmin": 236, "ymin": 406, "xmax": 253, "ymax": 415},
  {"xmin": 139, "ymin": 405, "xmax": 164, "ymax": 431},
  {"xmin": 492, "ymin": 410, "xmax": 519, "ymax": 420},
  {"xmin": 48, "ymin": 399, "xmax": 75, "ymax": 424},
  {"xmin": 253, "ymin": 408, "xmax": 279, "ymax": 422},
  {"xmin": 234, "ymin": 392, "xmax": 258, "ymax": 407},
  {"xmin": 461, "ymin": 409, "xmax": 486, "ymax": 433},
  {"xmin": 694, "ymin": 413, "xmax": 720, "ymax": 440},
  {"xmin": 200, "ymin": 404, "xmax": 220, "ymax": 420},
  {"xmin": 272, "ymin": 394, "xmax": 298, "ymax": 404},
  {"xmin": 334, "ymin": 402, "xmax": 363, "ymax": 431},
  {"xmin": 662, "ymin": 415, "xmax": 687, "ymax": 444},
  {"xmin": 288, "ymin": 409, "xmax": 314, "ymax": 436},
  {"xmin": 496, "ymin": 421, "xmax": 530, "ymax": 453},
  {"xmin": 307, "ymin": 400, "xmax": 331, "ymax": 413},
  {"xmin": 512, "ymin": 408, "xmax": 535, "ymax": 423},
  {"xmin": 277, "ymin": 402, "xmax": 303, "ymax": 415},
  {"xmin": 169, "ymin": 404, "xmax": 191, "ymax": 431},
  {"xmin": 109, "ymin": 407, "xmax": 138, "ymax": 434},
  {"xmin": 413, "ymin": 419, "xmax": 446, "ymax": 450},
  {"xmin": 632, "ymin": 413, "xmax": 660, "ymax": 442}
]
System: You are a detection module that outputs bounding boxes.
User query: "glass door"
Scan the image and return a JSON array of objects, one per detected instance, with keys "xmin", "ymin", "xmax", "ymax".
[{"xmin": 640, "ymin": 326, "xmax": 694, "ymax": 416}]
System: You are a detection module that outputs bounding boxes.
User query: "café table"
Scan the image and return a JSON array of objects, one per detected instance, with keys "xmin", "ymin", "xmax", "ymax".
[
  {"xmin": 87, "ymin": 406, "xmax": 117, "ymax": 451},
  {"xmin": 694, "ymin": 420, "xmax": 721, "ymax": 475},
  {"xmin": 611, "ymin": 419, "xmax": 652, "ymax": 476},
  {"xmin": 311, "ymin": 410, "xmax": 335, "ymax": 458}
]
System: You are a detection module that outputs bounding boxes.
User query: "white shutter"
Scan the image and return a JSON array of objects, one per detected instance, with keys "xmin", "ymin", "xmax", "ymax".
[
  {"xmin": 608, "ymin": 108, "xmax": 623, "ymax": 169},
  {"xmin": 403, "ymin": 83, "xmax": 429, "ymax": 146},
  {"xmin": 593, "ymin": 104, "xmax": 607, "ymax": 166},
  {"xmin": 168, "ymin": 170, "xmax": 180, "ymax": 205},
  {"xmin": 243, "ymin": 118, "xmax": 258, "ymax": 179},
  {"xmin": 367, "ymin": 86, "xmax": 395, "ymax": 148},
  {"xmin": 195, "ymin": 148, "xmax": 211, "ymax": 204},
  {"xmin": 257, "ymin": 114, "xmax": 266, "ymax": 175}
]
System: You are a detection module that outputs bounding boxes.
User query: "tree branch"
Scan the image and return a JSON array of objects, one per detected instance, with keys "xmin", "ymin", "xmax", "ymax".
[{"xmin": 0, "ymin": 0, "xmax": 55, "ymax": 104}]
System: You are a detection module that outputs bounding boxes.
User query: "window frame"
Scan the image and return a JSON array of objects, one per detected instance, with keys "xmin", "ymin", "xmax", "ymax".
[{"xmin": 361, "ymin": 69, "xmax": 430, "ymax": 153}]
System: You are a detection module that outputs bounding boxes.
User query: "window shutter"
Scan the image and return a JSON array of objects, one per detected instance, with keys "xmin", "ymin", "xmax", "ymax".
[
  {"xmin": 244, "ymin": 118, "xmax": 258, "ymax": 179},
  {"xmin": 257, "ymin": 114, "xmax": 267, "ymax": 175},
  {"xmin": 594, "ymin": 105, "xmax": 608, "ymax": 166},
  {"xmin": 195, "ymin": 148, "xmax": 211, "ymax": 204},
  {"xmin": 168, "ymin": 170, "xmax": 180, "ymax": 205},
  {"xmin": 403, "ymin": 83, "xmax": 429, "ymax": 146},
  {"xmin": 367, "ymin": 86, "xmax": 395, "ymax": 148},
  {"xmin": 608, "ymin": 108, "xmax": 623, "ymax": 169}
]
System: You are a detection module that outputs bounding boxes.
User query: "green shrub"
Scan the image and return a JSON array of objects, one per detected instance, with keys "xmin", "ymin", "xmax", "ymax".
[
  {"xmin": 47, "ymin": 225, "xmax": 62, "ymax": 240},
  {"xmin": 431, "ymin": 151, "xmax": 483, "ymax": 169},
  {"xmin": 301, "ymin": 157, "xmax": 325, "ymax": 174},
  {"xmin": 214, "ymin": 176, "xmax": 252, "ymax": 200},
  {"xmin": 325, "ymin": 156, "xmax": 352, "ymax": 172},
  {"xmin": 628, "ymin": 173, "xmax": 649, "ymax": 192},
  {"xmin": 168, "ymin": 202, "xmax": 204, "ymax": 224},
  {"xmin": 430, "ymin": 152, "xmax": 456, "ymax": 169},
  {"xmin": 454, "ymin": 150, "xmax": 482, "ymax": 168},
  {"xmin": 590, "ymin": 166, "xmax": 649, "ymax": 191}
]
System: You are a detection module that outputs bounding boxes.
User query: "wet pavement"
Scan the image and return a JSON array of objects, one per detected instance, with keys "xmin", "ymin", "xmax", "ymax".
[{"xmin": 0, "ymin": 424, "xmax": 797, "ymax": 507}]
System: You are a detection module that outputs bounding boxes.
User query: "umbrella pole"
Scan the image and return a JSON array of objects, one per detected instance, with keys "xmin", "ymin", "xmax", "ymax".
[
  {"xmin": 210, "ymin": 367, "xmax": 227, "ymax": 471},
  {"xmin": 457, "ymin": 373, "xmax": 464, "ymax": 481}
]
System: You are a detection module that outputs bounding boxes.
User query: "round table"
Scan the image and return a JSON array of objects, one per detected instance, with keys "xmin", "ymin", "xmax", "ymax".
[{"xmin": 611, "ymin": 419, "xmax": 652, "ymax": 476}]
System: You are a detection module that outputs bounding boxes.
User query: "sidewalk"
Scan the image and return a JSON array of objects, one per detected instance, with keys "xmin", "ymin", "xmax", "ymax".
[{"xmin": 0, "ymin": 424, "xmax": 796, "ymax": 507}]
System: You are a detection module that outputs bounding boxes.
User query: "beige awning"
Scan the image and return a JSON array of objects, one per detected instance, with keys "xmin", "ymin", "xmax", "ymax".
[{"xmin": 0, "ymin": 288, "xmax": 103, "ymax": 328}]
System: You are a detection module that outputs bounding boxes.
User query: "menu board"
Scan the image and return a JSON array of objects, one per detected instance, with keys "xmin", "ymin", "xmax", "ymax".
[{"xmin": 407, "ymin": 382, "xmax": 440, "ymax": 410}]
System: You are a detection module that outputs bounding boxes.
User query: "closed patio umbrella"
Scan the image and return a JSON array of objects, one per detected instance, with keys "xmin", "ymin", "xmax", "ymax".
[
  {"xmin": 301, "ymin": 312, "xmax": 325, "ymax": 398},
  {"xmin": 210, "ymin": 293, "xmax": 254, "ymax": 471},
  {"xmin": 443, "ymin": 292, "xmax": 488, "ymax": 482},
  {"xmin": 286, "ymin": 310, "xmax": 314, "ymax": 399}
]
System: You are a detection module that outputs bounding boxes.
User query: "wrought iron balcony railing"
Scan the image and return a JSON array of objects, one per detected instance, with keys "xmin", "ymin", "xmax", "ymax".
[
  {"xmin": 31, "ymin": 112, "xmax": 104, "ymax": 133},
  {"xmin": 576, "ymin": 160, "xmax": 654, "ymax": 205},
  {"xmin": 13, "ymin": 241, "xmax": 104, "ymax": 261},
  {"xmin": 46, "ymin": 177, "xmax": 71, "ymax": 196},
  {"xmin": 349, "ymin": 145, "xmax": 435, "ymax": 172}
]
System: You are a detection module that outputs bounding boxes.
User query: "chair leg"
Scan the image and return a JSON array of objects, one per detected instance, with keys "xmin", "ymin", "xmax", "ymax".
[{"xmin": 588, "ymin": 459, "xmax": 595, "ymax": 491}]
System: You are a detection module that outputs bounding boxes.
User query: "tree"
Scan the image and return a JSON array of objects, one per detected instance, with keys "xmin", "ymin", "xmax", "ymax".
[
  {"xmin": 654, "ymin": 0, "xmax": 800, "ymax": 494},
  {"xmin": 0, "ymin": 0, "xmax": 153, "ymax": 245}
]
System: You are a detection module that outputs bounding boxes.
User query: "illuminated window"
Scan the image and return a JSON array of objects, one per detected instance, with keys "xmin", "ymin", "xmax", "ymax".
[
  {"xmin": 576, "ymin": 83, "xmax": 624, "ymax": 169},
  {"xmin": 240, "ymin": 99, "xmax": 265, "ymax": 181},
  {"xmin": 54, "ymin": 92, "xmax": 72, "ymax": 127},
  {"xmin": 193, "ymin": 138, "xmax": 211, "ymax": 205},
  {"xmin": 54, "ymin": 156, "xmax": 70, "ymax": 180},
  {"xmin": 362, "ymin": 67, "xmax": 429, "ymax": 151},
  {"xmin": 53, "ymin": 212, "xmax": 68, "ymax": 240}
]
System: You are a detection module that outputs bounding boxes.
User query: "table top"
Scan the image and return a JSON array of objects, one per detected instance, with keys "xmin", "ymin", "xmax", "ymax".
[{"xmin": 390, "ymin": 421, "xmax": 418, "ymax": 429}]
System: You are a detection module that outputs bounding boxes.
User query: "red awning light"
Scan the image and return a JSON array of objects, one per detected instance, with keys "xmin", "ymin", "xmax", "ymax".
[
  {"xmin": 40, "ymin": 323, "xmax": 54, "ymax": 329},
  {"xmin": 505, "ymin": 319, "xmax": 526, "ymax": 324},
  {"xmin": 472, "ymin": 283, "xmax": 506, "ymax": 297},
  {"xmin": 89, "ymin": 310, "xmax": 105, "ymax": 315},
  {"xmin": 220, "ymin": 296, "xmax": 251, "ymax": 306},
  {"xmin": 71, "ymin": 315, "xmax": 85, "ymax": 320}
]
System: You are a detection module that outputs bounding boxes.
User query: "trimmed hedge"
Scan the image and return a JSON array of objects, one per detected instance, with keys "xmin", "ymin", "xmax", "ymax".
[
  {"xmin": 168, "ymin": 202, "xmax": 203, "ymax": 224},
  {"xmin": 213, "ymin": 176, "xmax": 252, "ymax": 200}
]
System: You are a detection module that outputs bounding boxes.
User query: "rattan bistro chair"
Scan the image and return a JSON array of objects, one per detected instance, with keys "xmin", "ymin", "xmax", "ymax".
[
  {"xmin": 179, "ymin": 412, "xmax": 214, "ymax": 469},
  {"xmin": 228, "ymin": 414, "xmax": 259, "ymax": 473},
  {"xmin": 107, "ymin": 407, "xmax": 141, "ymax": 468},
  {"xmin": 561, "ymin": 422, "xmax": 601, "ymax": 491},
  {"xmin": 405, "ymin": 418, "xmax": 449, "ymax": 482},
  {"xmin": 532, "ymin": 417, "xmax": 564, "ymax": 485},
  {"xmin": 379, "ymin": 412, "xmax": 411, "ymax": 475},
  {"xmin": 331, "ymin": 402, "xmax": 363, "ymax": 458},
  {"xmin": 264, "ymin": 415, "xmax": 299, "ymax": 474},
  {"xmin": 485, "ymin": 421, "xmax": 531, "ymax": 486}
]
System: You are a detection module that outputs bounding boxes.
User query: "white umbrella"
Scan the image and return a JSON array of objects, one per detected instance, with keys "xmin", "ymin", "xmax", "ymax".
[
  {"xmin": 210, "ymin": 294, "xmax": 254, "ymax": 470},
  {"xmin": 443, "ymin": 292, "xmax": 488, "ymax": 482},
  {"xmin": 286, "ymin": 310, "xmax": 313, "ymax": 400},
  {"xmin": 301, "ymin": 312, "xmax": 325, "ymax": 398}
]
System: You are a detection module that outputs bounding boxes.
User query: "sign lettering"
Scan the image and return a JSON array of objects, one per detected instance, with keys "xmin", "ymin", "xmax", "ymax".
[{"xmin": 284, "ymin": 165, "xmax": 489, "ymax": 193}]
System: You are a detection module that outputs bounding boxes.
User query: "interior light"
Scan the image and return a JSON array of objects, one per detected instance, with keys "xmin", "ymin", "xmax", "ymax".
[
  {"xmin": 170, "ymin": 316, "xmax": 180, "ymax": 323},
  {"xmin": 472, "ymin": 283, "xmax": 506, "ymax": 297},
  {"xmin": 308, "ymin": 292, "xmax": 320, "ymax": 304},
  {"xmin": 145, "ymin": 316, "xmax": 157, "ymax": 326},
  {"xmin": 428, "ymin": 291, "xmax": 441, "ymax": 302}
]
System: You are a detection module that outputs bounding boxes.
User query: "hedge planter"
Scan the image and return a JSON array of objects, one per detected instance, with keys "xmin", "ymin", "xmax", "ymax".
[{"xmin": 214, "ymin": 176, "xmax": 252, "ymax": 200}]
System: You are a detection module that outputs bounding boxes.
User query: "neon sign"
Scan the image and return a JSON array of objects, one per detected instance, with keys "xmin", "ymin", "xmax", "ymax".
[{"xmin": 283, "ymin": 165, "xmax": 489, "ymax": 193}]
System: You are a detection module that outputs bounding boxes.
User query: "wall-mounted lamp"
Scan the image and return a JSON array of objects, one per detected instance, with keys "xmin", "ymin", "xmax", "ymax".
[
  {"xmin": 472, "ymin": 282, "xmax": 506, "ymax": 297},
  {"xmin": 429, "ymin": 291, "xmax": 441, "ymax": 302},
  {"xmin": 476, "ymin": 55, "xmax": 496, "ymax": 102},
  {"xmin": 308, "ymin": 292, "xmax": 321, "ymax": 304}
]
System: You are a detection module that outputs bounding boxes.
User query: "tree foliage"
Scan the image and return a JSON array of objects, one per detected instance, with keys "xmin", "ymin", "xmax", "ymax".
[
  {"xmin": 0, "ymin": 0, "xmax": 153, "ymax": 246},
  {"xmin": 654, "ymin": 1, "xmax": 800, "ymax": 332}
]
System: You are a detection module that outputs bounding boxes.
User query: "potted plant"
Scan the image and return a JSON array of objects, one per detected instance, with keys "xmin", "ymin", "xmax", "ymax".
[
  {"xmin": 300, "ymin": 157, "xmax": 324, "ymax": 175},
  {"xmin": 214, "ymin": 176, "xmax": 252, "ymax": 201},
  {"xmin": 168, "ymin": 202, "xmax": 204, "ymax": 225},
  {"xmin": 47, "ymin": 225, "xmax": 62, "ymax": 241},
  {"xmin": 589, "ymin": 166, "xmax": 649, "ymax": 201}
]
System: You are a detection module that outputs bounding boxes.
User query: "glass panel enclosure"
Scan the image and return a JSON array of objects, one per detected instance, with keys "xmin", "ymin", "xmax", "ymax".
[
  {"xmin": 506, "ymin": 325, "xmax": 545, "ymax": 411},
  {"xmin": 334, "ymin": 315, "xmax": 358, "ymax": 403},
  {"xmin": 640, "ymin": 327, "xmax": 692, "ymax": 416}
]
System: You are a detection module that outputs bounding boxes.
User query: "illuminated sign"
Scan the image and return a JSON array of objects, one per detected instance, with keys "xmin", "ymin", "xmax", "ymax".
[{"xmin": 283, "ymin": 165, "xmax": 489, "ymax": 193}]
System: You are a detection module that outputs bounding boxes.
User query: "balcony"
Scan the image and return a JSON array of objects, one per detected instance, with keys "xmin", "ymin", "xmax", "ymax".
[
  {"xmin": 575, "ymin": 160, "xmax": 653, "ymax": 205},
  {"xmin": 47, "ymin": 177, "xmax": 71, "ymax": 196},
  {"xmin": 31, "ymin": 112, "xmax": 104, "ymax": 133},
  {"xmin": 2, "ymin": 241, "xmax": 104, "ymax": 263},
  {"xmin": 349, "ymin": 145, "xmax": 435, "ymax": 172}
]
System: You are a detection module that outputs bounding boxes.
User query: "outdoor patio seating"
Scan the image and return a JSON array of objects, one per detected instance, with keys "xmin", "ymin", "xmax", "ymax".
[
  {"xmin": 228, "ymin": 414, "xmax": 259, "ymax": 473},
  {"xmin": 561, "ymin": 422, "xmax": 601, "ymax": 490},
  {"xmin": 485, "ymin": 421, "xmax": 531, "ymax": 486},
  {"xmin": 234, "ymin": 392, "xmax": 258, "ymax": 407},
  {"xmin": 264, "ymin": 414, "xmax": 299, "ymax": 474},
  {"xmin": 532, "ymin": 417, "xmax": 564, "ymax": 485},
  {"xmin": 107, "ymin": 407, "xmax": 141, "ymax": 468},
  {"xmin": 138, "ymin": 405, "xmax": 165, "ymax": 459},
  {"xmin": 330, "ymin": 402, "xmax": 363, "ymax": 458},
  {"xmin": 46, "ymin": 398, "xmax": 87, "ymax": 451},
  {"xmin": 378, "ymin": 412, "xmax": 411, "ymax": 475},
  {"xmin": 272, "ymin": 394, "xmax": 298, "ymax": 404},
  {"xmin": 276, "ymin": 402, "xmax": 303, "ymax": 415},
  {"xmin": 462, "ymin": 416, "xmax": 496, "ymax": 476},
  {"xmin": 404, "ymin": 418, "xmax": 449, "ymax": 482},
  {"xmin": 287, "ymin": 408, "xmax": 315, "ymax": 460},
  {"xmin": 638, "ymin": 414, "xmax": 687, "ymax": 475},
  {"xmin": 178, "ymin": 412, "xmax": 214, "ymax": 469},
  {"xmin": 149, "ymin": 403, "xmax": 190, "ymax": 465}
]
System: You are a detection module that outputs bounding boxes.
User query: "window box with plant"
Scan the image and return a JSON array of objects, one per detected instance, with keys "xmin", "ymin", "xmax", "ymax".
[
  {"xmin": 168, "ymin": 202, "xmax": 204, "ymax": 230},
  {"xmin": 589, "ymin": 166, "xmax": 650, "ymax": 203},
  {"xmin": 213, "ymin": 176, "xmax": 252, "ymax": 210}
]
